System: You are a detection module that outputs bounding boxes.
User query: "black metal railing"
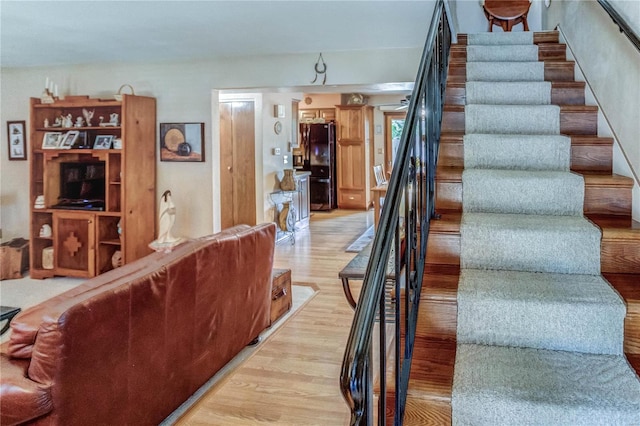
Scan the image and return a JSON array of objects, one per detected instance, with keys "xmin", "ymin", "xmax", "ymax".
[
  {"xmin": 340, "ymin": 1, "xmax": 452, "ymax": 424},
  {"xmin": 597, "ymin": 0, "xmax": 640, "ymax": 52}
]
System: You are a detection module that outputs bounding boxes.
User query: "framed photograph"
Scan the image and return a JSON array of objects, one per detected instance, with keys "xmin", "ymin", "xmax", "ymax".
[
  {"xmin": 76, "ymin": 131, "xmax": 89, "ymax": 148},
  {"xmin": 93, "ymin": 135, "xmax": 114, "ymax": 149},
  {"xmin": 159, "ymin": 122, "xmax": 204, "ymax": 162},
  {"xmin": 42, "ymin": 132, "xmax": 63, "ymax": 149},
  {"xmin": 60, "ymin": 131, "xmax": 80, "ymax": 149},
  {"xmin": 7, "ymin": 121, "xmax": 27, "ymax": 160}
]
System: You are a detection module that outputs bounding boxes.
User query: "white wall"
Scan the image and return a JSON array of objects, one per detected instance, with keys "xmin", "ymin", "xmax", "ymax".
[
  {"xmin": 543, "ymin": 0, "xmax": 640, "ymax": 221},
  {"xmin": 0, "ymin": 48, "xmax": 422, "ymax": 241}
]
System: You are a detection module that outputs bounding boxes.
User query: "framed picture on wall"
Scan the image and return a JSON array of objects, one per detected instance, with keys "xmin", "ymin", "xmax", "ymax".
[
  {"xmin": 159, "ymin": 122, "xmax": 204, "ymax": 162},
  {"xmin": 7, "ymin": 121, "xmax": 27, "ymax": 160}
]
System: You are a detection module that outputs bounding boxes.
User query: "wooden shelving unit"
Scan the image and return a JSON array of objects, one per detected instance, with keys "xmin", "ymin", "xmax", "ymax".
[{"xmin": 29, "ymin": 95, "xmax": 157, "ymax": 278}]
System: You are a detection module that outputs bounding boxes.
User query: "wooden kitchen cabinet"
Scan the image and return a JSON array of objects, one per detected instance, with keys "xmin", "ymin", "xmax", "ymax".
[
  {"xmin": 299, "ymin": 108, "xmax": 336, "ymax": 123},
  {"xmin": 29, "ymin": 94, "xmax": 156, "ymax": 279},
  {"xmin": 336, "ymin": 105, "xmax": 373, "ymax": 209},
  {"xmin": 293, "ymin": 172, "xmax": 310, "ymax": 229}
]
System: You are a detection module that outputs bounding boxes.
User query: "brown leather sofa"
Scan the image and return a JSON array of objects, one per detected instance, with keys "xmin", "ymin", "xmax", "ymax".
[{"xmin": 0, "ymin": 223, "xmax": 275, "ymax": 426}]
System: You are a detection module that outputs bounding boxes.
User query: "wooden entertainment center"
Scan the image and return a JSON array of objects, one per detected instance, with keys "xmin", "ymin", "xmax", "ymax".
[{"xmin": 29, "ymin": 95, "xmax": 156, "ymax": 279}]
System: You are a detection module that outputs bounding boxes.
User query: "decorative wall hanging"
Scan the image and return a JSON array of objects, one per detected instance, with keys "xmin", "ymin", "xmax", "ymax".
[
  {"xmin": 7, "ymin": 121, "xmax": 27, "ymax": 160},
  {"xmin": 159, "ymin": 122, "xmax": 204, "ymax": 162},
  {"xmin": 310, "ymin": 53, "xmax": 327, "ymax": 85}
]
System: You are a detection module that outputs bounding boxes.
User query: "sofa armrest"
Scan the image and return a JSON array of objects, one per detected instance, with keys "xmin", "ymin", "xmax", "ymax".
[{"xmin": 0, "ymin": 354, "xmax": 52, "ymax": 426}]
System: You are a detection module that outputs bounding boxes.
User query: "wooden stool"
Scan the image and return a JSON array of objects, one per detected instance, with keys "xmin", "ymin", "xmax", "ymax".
[{"xmin": 483, "ymin": 0, "xmax": 531, "ymax": 32}]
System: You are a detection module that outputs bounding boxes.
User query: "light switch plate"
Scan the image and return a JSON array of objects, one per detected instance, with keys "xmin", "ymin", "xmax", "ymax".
[
  {"xmin": 375, "ymin": 124, "xmax": 382, "ymax": 134},
  {"xmin": 273, "ymin": 147, "xmax": 281, "ymax": 155}
]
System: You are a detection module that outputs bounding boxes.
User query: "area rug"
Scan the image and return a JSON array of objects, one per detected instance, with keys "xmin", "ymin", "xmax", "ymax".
[{"xmin": 345, "ymin": 225, "xmax": 374, "ymax": 252}]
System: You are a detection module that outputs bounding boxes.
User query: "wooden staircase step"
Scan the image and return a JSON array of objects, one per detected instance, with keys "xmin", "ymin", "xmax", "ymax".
[
  {"xmin": 427, "ymin": 212, "xmax": 640, "ymax": 273},
  {"xmin": 588, "ymin": 215, "xmax": 640, "ymax": 274},
  {"xmin": 604, "ymin": 273, "xmax": 640, "ymax": 355},
  {"xmin": 438, "ymin": 133, "xmax": 613, "ymax": 173},
  {"xmin": 450, "ymin": 43, "xmax": 567, "ymax": 62},
  {"xmin": 447, "ymin": 61, "xmax": 577, "ymax": 83},
  {"xmin": 442, "ymin": 104, "xmax": 598, "ymax": 135},
  {"xmin": 434, "ymin": 168, "xmax": 632, "ymax": 216},
  {"xmin": 445, "ymin": 81, "xmax": 586, "ymax": 105},
  {"xmin": 456, "ymin": 31, "xmax": 559, "ymax": 45},
  {"xmin": 582, "ymin": 174, "xmax": 633, "ymax": 216}
]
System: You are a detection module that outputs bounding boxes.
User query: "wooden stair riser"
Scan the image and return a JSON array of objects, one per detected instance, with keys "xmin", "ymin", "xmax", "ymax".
[
  {"xmin": 434, "ymin": 174, "xmax": 632, "ymax": 216},
  {"xmin": 447, "ymin": 61, "xmax": 577, "ymax": 83},
  {"xmin": 601, "ymin": 236, "xmax": 640, "ymax": 274},
  {"xmin": 456, "ymin": 32, "xmax": 560, "ymax": 45},
  {"xmin": 442, "ymin": 105, "xmax": 598, "ymax": 135},
  {"xmin": 438, "ymin": 134, "xmax": 613, "ymax": 173},
  {"xmin": 415, "ymin": 300, "xmax": 457, "ymax": 340},
  {"xmin": 451, "ymin": 43, "xmax": 567, "ymax": 62},
  {"xmin": 445, "ymin": 82, "xmax": 586, "ymax": 106}
]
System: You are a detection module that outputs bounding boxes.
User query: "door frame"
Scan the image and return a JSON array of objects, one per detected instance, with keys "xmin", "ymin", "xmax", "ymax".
[
  {"xmin": 214, "ymin": 92, "xmax": 263, "ymax": 232},
  {"xmin": 384, "ymin": 111, "xmax": 407, "ymax": 177}
]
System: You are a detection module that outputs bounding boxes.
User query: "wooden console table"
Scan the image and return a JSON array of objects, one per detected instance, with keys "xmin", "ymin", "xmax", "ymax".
[{"xmin": 483, "ymin": 0, "xmax": 531, "ymax": 32}]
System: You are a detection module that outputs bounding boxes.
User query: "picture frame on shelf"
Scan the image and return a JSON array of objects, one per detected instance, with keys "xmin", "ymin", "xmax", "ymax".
[
  {"xmin": 7, "ymin": 120, "xmax": 27, "ymax": 160},
  {"xmin": 159, "ymin": 122, "xmax": 204, "ymax": 162},
  {"xmin": 42, "ymin": 132, "xmax": 62, "ymax": 149},
  {"xmin": 76, "ymin": 131, "xmax": 89, "ymax": 148},
  {"xmin": 93, "ymin": 135, "xmax": 113, "ymax": 149},
  {"xmin": 59, "ymin": 130, "xmax": 80, "ymax": 149}
]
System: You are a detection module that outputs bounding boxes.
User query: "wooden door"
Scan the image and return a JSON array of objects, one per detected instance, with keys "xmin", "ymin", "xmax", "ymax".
[
  {"xmin": 220, "ymin": 101, "xmax": 256, "ymax": 229},
  {"xmin": 53, "ymin": 211, "xmax": 95, "ymax": 277}
]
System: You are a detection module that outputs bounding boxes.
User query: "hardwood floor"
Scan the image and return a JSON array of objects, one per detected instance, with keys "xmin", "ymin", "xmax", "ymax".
[{"xmin": 176, "ymin": 209, "xmax": 373, "ymax": 425}]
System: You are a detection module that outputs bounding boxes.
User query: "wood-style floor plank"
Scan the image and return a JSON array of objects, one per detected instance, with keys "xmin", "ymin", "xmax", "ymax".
[{"xmin": 176, "ymin": 210, "xmax": 372, "ymax": 425}]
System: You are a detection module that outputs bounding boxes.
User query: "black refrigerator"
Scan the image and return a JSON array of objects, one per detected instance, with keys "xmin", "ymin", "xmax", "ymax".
[{"xmin": 300, "ymin": 122, "xmax": 337, "ymax": 211}]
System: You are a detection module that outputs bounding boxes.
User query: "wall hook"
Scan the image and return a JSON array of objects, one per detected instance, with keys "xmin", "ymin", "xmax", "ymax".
[{"xmin": 311, "ymin": 53, "xmax": 327, "ymax": 85}]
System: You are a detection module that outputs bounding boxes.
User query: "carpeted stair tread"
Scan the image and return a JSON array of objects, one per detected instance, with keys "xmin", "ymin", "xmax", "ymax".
[
  {"xmin": 466, "ymin": 61, "xmax": 545, "ymax": 81},
  {"xmin": 452, "ymin": 344, "xmax": 640, "ymax": 425},
  {"xmin": 467, "ymin": 45, "xmax": 538, "ymax": 62},
  {"xmin": 465, "ymin": 104, "xmax": 560, "ymax": 135},
  {"xmin": 460, "ymin": 213, "xmax": 601, "ymax": 275},
  {"xmin": 457, "ymin": 269, "xmax": 625, "ymax": 355},
  {"xmin": 463, "ymin": 134, "xmax": 570, "ymax": 171},
  {"xmin": 466, "ymin": 81, "xmax": 551, "ymax": 105},
  {"xmin": 462, "ymin": 169, "xmax": 584, "ymax": 216},
  {"xmin": 467, "ymin": 32, "xmax": 533, "ymax": 46}
]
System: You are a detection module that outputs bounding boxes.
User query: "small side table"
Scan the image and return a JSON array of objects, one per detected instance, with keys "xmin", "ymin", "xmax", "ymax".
[
  {"xmin": 1, "ymin": 306, "xmax": 21, "ymax": 335},
  {"xmin": 269, "ymin": 190, "xmax": 297, "ymax": 245},
  {"xmin": 483, "ymin": 0, "xmax": 531, "ymax": 32}
]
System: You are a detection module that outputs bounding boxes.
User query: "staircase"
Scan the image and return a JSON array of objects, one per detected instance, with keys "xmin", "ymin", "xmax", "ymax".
[{"xmin": 397, "ymin": 31, "xmax": 640, "ymax": 424}]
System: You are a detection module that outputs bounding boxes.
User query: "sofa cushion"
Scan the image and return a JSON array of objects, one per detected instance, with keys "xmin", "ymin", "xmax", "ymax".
[{"xmin": 0, "ymin": 354, "xmax": 52, "ymax": 426}]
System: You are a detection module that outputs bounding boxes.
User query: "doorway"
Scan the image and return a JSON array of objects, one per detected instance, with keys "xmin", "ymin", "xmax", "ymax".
[
  {"xmin": 219, "ymin": 101, "xmax": 257, "ymax": 229},
  {"xmin": 384, "ymin": 112, "xmax": 406, "ymax": 176}
]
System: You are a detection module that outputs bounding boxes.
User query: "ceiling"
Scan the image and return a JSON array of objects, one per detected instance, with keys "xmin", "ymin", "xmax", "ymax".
[{"xmin": 0, "ymin": 1, "xmax": 434, "ymax": 69}]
